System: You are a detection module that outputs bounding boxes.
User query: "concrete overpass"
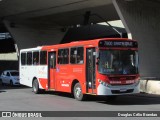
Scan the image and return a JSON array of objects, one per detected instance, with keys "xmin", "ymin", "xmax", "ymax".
[{"xmin": 0, "ymin": 0, "xmax": 160, "ymax": 93}]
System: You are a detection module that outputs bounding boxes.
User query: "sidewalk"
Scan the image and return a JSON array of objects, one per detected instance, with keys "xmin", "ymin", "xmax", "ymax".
[{"xmin": 140, "ymin": 80, "xmax": 160, "ymax": 95}]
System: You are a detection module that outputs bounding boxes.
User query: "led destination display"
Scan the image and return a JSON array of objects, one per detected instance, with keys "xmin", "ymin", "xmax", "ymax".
[{"xmin": 99, "ymin": 40, "xmax": 138, "ymax": 48}]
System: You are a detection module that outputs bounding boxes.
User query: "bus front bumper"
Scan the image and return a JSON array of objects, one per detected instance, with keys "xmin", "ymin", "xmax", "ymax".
[{"xmin": 97, "ymin": 81, "xmax": 140, "ymax": 96}]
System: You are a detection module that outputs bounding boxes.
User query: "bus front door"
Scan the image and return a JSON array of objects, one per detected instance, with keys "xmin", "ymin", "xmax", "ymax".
[
  {"xmin": 48, "ymin": 52, "xmax": 56, "ymax": 90},
  {"xmin": 86, "ymin": 48, "xmax": 96, "ymax": 94}
]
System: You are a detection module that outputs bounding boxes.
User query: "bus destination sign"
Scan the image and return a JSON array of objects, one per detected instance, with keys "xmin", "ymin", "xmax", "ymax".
[{"xmin": 99, "ymin": 40, "xmax": 138, "ymax": 48}]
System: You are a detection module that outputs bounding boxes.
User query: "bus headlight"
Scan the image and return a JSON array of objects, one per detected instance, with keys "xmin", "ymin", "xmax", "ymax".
[{"xmin": 98, "ymin": 79, "xmax": 110, "ymax": 87}]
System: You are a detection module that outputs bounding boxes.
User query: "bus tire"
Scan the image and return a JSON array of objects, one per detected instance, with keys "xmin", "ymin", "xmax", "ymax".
[
  {"xmin": 73, "ymin": 83, "xmax": 85, "ymax": 101},
  {"xmin": 32, "ymin": 79, "xmax": 40, "ymax": 94}
]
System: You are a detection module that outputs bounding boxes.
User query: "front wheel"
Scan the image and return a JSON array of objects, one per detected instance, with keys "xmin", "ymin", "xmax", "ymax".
[
  {"xmin": 73, "ymin": 83, "xmax": 85, "ymax": 101},
  {"xmin": 32, "ymin": 79, "xmax": 40, "ymax": 94}
]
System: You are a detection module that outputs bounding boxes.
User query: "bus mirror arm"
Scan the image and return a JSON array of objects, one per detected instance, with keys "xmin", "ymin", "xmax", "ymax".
[
  {"xmin": 96, "ymin": 52, "xmax": 99, "ymax": 58},
  {"xmin": 96, "ymin": 58, "xmax": 99, "ymax": 65}
]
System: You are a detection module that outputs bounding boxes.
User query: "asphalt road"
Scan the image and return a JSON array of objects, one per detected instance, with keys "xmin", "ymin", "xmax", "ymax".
[{"xmin": 0, "ymin": 85, "xmax": 160, "ymax": 120}]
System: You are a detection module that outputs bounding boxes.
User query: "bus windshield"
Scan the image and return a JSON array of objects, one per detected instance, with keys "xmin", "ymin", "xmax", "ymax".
[{"xmin": 98, "ymin": 50, "xmax": 138, "ymax": 75}]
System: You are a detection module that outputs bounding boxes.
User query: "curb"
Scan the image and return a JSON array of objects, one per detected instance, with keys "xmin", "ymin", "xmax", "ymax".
[{"xmin": 140, "ymin": 80, "xmax": 160, "ymax": 95}]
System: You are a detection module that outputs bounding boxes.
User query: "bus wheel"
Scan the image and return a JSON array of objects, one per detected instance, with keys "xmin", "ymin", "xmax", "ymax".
[
  {"xmin": 32, "ymin": 79, "xmax": 39, "ymax": 94},
  {"xmin": 73, "ymin": 83, "xmax": 85, "ymax": 101}
]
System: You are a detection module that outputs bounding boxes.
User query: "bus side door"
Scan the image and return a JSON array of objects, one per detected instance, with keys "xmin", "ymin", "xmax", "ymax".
[
  {"xmin": 86, "ymin": 48, "xmax": 96, "ymax": 94},
  {"xmin": 48, "ymin": 52, "xmax": 56, "ymax": 90}
]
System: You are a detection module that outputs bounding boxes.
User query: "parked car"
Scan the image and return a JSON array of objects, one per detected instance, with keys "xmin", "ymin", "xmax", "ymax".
[{"xmin": 0, "ymin": 70, "xmax": 20, "ymax": 86}]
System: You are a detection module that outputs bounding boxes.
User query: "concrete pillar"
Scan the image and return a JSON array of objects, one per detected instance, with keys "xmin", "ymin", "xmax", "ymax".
[
  {"xmin": 113, "ymin": 0, "xmax": 160, "ymax": 78},
  {"xmin": 3, "ymin": 20, "xmax": 66, "ymax": 51}
]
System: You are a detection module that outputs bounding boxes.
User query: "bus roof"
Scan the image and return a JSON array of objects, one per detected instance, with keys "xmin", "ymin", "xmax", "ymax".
[
  {"xmin": 42, "ymin": 38, "xmax": 134, "ymax": 50},
  {"xmin": 20, "ymin": 38, "xmax": 135, "ymax": 52}
]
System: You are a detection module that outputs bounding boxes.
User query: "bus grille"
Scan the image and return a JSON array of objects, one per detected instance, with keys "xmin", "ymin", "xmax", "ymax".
[
  {"xmin": 111, "ymin": 83, "xmax": 133, "ymax": 86},
  {"xmin": 111, "ymin": 89, "xmax": 134, "ymax": 94},
  {"xmin": 109, "ymin": 76, "xmax": 136, "ymax": 81}
]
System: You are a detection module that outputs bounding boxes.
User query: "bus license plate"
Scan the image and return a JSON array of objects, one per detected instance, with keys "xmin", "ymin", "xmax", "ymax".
[{"xmin": 120, "ymin": 88, "xmax": 127, "ymax": 92}]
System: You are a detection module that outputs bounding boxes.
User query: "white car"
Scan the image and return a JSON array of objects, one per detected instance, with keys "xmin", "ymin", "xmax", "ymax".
[{"xmin": 0, "ymin": 70, "xmax": 20, "ymax": 86}]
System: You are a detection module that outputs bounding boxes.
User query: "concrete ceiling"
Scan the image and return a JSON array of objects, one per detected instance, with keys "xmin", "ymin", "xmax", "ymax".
[{"xmin": 0, "ymin": 0, "xmax": 119, "ymax": 26}]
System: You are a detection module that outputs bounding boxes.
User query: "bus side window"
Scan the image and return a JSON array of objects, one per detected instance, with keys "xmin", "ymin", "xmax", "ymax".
[
  {"xmin": 40, "ymin": 51, "xmax": 47, "ymax": 65},
  {"xmin": 33, "ymin": 51, "xmax": 39, "ymax": 65},
  {"xmin": 27, "ymin": 52, "xmax": 32, "ymax": 65},
  {"xmin": 58, "ymin": 49, "xmax": 63, "ymax": 64},
  {"xmin": 64, "ymin": 49, "xmax": 69, "ymax": 64},
  {"xmin": 58, "ymin": 49, "xmax": 69, "ymax": 64},
  {"xmin": 70, "ymin": 47, "xmax": 84, "ymax": 64},
  {"xmin": 70, "ymin": 48, "xmax": 77, "ymax": 64},
  {"xmin": 21, "ymin": 53, "xmax": 26, "ymax": 65},
  {"xmin": 77, "ymin": 47, "xmax": 84, "ymax": 64}
]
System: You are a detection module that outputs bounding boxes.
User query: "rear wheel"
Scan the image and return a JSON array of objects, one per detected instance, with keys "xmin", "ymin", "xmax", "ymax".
[
  {"xmin": 73, "ymin": 83, "xmax": 85, "ymax": 101},
  {"xmin": 32, "ymin": 79, "xmax": 40, "ymax": 94}
]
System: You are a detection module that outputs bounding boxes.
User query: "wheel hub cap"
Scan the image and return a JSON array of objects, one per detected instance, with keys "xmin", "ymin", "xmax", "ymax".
[{"xmin": 75, "ymin": 87, "xmax": 81, "ymax": 98}]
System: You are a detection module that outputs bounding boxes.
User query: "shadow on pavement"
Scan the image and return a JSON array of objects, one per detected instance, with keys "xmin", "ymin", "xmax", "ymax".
[
  {"xmin": 96, "ymin": 94, "xmax": 160, "ymax": 105},
  {"xmin": 42, "ymin": 91, "xmax": 160, "ymax": 105},
  {"xmin": 41, "ymin": 91, "xmax": 74, "ymax": 99},
  {"xmin": 1, "ymin": 84, "xmax": 160, "ymax": 106},
  {"xmin": 0, "ymin": 84, "xmax": 29, "ymax": 90},
  {"xmin": 0, "ymin": 90, "xmax": 6, "ymax": 93}
]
